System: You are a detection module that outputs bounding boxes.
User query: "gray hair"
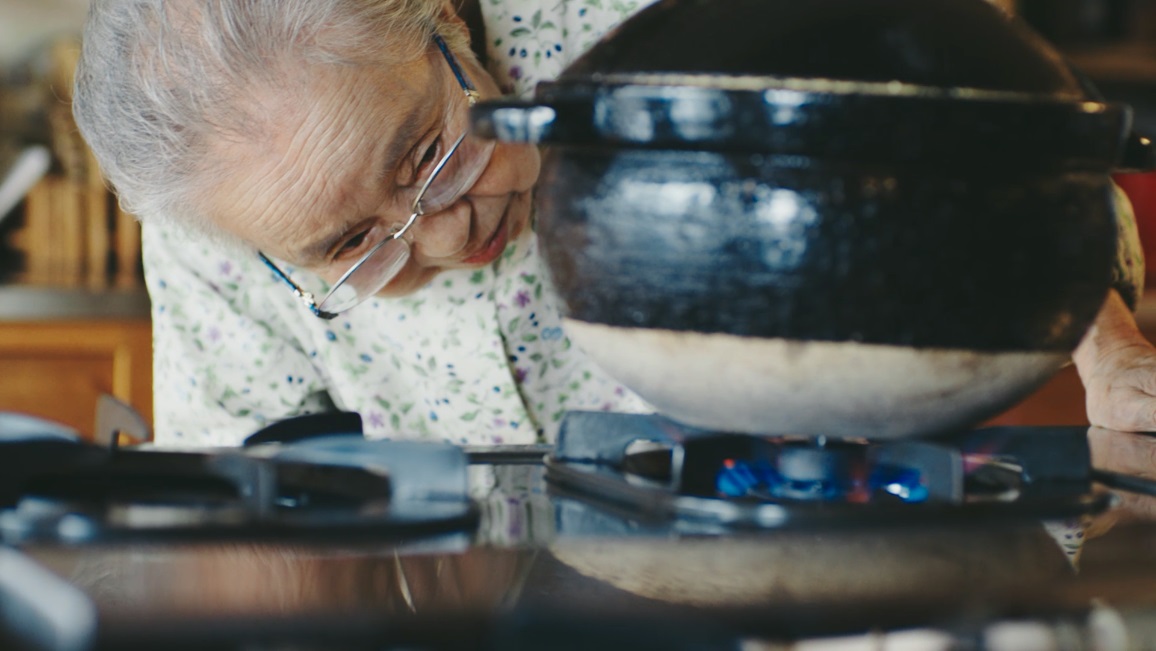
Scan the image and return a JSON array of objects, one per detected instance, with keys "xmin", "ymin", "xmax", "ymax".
[{"xmin": 73, "ymin": 0, "xmax": 469, "ymax": 231}]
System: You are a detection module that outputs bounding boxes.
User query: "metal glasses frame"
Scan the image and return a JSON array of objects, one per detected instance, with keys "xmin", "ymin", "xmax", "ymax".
[{"xmin": 259, "ymin": 33, "xmax": 482, "ymax": 320}]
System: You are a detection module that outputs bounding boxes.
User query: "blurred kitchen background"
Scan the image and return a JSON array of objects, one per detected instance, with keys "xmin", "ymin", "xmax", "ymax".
[
  {"xmin": 0, "ymin": 0, "xmax": 151, "ymax": 436},
  {"xmin": 0, "ymin": 0, "xmax": 1155, "ymax": 435},
  {"xmin": 1022, "ymin": 0, "xmax": 1156, "ymax": 135},
  {"xmin": 0, "ymin": 0, "xmax": 139, "ymax": 289}
]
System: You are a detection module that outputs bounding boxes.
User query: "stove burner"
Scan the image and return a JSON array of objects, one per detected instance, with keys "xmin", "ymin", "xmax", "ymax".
[
  {"xmin": 0, "ymin": 414, "xmax": 478, "ymax": 545},
  {"xmin": 712, "ymin": 440, "xmax": 899, "ymax": 503},
  {"xmin": 545, "ymin": 412, "xmax": 1112, "ymax": 529}
]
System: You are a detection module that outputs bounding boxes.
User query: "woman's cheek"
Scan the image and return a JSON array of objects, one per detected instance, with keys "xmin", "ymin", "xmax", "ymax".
[
  {"xmin": 481, "ymin": 142, "xmax": 540, "ymax": 195},
  {"xmin": 518, "ymin": 143, "xmax": 542, "ymax": 189}
]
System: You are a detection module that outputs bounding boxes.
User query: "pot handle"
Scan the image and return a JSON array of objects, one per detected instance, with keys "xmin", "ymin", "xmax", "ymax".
[
  {"xmin": 1067, "ymin": 61, "xmax": 1156, "ymax": 172},
  {"xmin": 1117, "ymin": 133, "xmax": 1156, "ymax": 173},
  {"xmin": 471, "ymin": 100, "xmax": 557, "ymax": 144}
]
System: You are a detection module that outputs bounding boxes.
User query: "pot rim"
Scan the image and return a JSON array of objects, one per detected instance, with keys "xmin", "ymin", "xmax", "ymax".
[
  {"xmin": 551, "ymin": 73, "xmax": 1100, "ymax": 107},
  {"xmin": 475, "ymin": 78, "xmax": 1131, "ymax": 166}
]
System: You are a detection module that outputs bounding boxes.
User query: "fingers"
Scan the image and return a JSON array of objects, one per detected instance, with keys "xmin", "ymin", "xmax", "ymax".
[
  {"xmin": 1087, "ymin": 384, "xmax": 1156, "ymax": 433},
  {"xmin": 1087, "ymin": 427, "xmax": 1156, "ymax": 531},
  {"xmin": 1089, "ymin": 427, "xmax": 1156, "ymax": 478}
]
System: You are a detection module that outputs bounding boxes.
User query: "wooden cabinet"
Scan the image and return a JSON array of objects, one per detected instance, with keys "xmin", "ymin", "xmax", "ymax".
[
  {"xmin": 0, "ymin": 319, "xmax": 152, "ymax": 438},
  {"xmin": 0, "ymin": 285, "xmax": 151, "ymax": 439}
]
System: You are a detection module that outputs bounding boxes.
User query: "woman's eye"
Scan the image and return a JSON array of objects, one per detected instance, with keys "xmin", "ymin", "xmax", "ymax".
[
  {"xmin": 336, "ymin": 231, "xmax": 369, "ymax": 258},
  {"xmin": 417, "ymin": 139, "xmax": 440, "ymax": 173}
]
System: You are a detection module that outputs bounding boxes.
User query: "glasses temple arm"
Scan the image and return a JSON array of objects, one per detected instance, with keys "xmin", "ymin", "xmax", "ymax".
[
  {"xmin": 257, "ymin": 252, "xmax": 338, "ymax": 320},
  {"xmin": 432, "ymin": 33, "xmax": 479, "ymax": 103}
]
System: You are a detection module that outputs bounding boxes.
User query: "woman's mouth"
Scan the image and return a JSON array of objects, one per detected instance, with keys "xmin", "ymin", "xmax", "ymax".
[{"xmin": 462, "ymin": 212, "xmax": 510, "ymax": 266}]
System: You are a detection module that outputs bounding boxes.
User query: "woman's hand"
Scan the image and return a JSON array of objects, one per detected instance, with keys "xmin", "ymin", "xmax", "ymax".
[
  {"xmin": 1086, "ymin": 426, "xmax": 1156, "ymax": 539},
  {"xmin": 1074, "ymin": 290, "xmax": 1156, "ymax": 432}
]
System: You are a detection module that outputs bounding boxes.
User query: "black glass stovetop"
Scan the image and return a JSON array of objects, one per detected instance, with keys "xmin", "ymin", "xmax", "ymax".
[
  {"xmin": 7, "ymin": 411, "xmax": 1156, "ymax": 651},
  {"xmin": 0, "ymin": 410, "xmax": 1125, "ymax": 545}
]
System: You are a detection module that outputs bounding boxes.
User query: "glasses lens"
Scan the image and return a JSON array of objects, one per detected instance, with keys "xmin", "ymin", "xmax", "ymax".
[
  {"xmin": 317, "ymin": 237, "xmax": 411, "ymax": 314},
  {"xmin": 412, "ymin": 74, "xmax": 496, "ymax": 214},
  {"xmin": 418, "ymin": 134, "xmax": 495, "ymax": 214}
]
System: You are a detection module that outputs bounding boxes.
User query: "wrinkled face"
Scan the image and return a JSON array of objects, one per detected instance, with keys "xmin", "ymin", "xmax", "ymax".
[{"xmin": 206, "ymin": 43, "xmax": 540, "ymax": 297}]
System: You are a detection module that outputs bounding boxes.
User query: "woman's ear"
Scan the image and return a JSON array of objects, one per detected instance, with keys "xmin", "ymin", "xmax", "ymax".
[
  {"xmin": 441, "ymin": 0, "xmax": 487, "ymax": 66},
  {"xmin": 439, "ymin": 0, "xmax": 465, "ymax": 24}
]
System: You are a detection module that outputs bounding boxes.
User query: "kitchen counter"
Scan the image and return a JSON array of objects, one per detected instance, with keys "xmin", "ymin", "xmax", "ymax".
[{"xmin": 0, "ymin": 284, "xmax": 149, "ymax": 320}]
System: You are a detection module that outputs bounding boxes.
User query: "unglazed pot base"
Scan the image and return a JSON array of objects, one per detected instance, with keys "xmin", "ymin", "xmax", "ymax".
[
  {"xmin": 564, "ymin": 319, "xmax": 1069, "ymax": 439},
  {"xmin": 549, "ymin": 525, "xmax": 1070, "ymax": 607}
]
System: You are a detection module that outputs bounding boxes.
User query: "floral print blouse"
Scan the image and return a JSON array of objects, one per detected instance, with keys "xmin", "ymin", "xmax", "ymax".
[
  {"xmin": 145, "ymin": 0, "xmax": 658, "ymax": 447},
  {"xmin": 480, "ymin": 0, "xmax": 655, "ymax": 96},
  {"xmin": 143, "ymin": 0, "xmax": 1145, "ymax": 448}
]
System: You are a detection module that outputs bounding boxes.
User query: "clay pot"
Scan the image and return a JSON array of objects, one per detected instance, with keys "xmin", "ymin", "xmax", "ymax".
[{"xmin": 473, "ymin": 0, "xmax": 1145, "ymax": 438}]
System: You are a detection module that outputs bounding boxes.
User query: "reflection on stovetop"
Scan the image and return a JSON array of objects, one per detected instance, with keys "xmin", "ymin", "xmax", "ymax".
[
  {"xmin": 7, "ymin": 463, "xmax": 1087, "ymax": 649},
  {"xmin": 10, "ymin": 458, "xmax": 1156, "ymax": 651},
  {"xmin": 0, "ymin": 415, "xmax": 480, "ymax": 545},
  {"xmin": 8, "ymin": 411, "xmax": 1156, "ymax": 650}
]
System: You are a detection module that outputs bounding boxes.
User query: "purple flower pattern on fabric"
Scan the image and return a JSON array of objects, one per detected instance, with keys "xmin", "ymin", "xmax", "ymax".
[
  {"xmin": 484, "ymin": 0, "xmax": 659, "ymax": 98},
  {"xmin": 142, "ymin": 0, "xmax": 657, "ymax": 448}
]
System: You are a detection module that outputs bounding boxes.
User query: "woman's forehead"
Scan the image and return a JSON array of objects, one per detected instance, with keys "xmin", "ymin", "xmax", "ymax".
[{"xmin": 206, "ymin": 53, "xmax": 443, "ymax": 260}]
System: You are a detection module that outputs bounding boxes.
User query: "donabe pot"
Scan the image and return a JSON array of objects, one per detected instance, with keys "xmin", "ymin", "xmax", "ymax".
[{"xmin": 473, "ymin": 0, "xmax": 1145, "ymax": 439}]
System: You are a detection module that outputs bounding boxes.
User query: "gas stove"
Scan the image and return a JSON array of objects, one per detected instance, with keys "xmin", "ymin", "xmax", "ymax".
[
  {"xmin": 0, "ymin": 411, "xmax": 478, "ymax": 546},
  {"xmin": 6, "ymin": 409, "xmax": 1156, "ymax": 651},
  {"xmin": 546, "ymin": 411, "xmax": 1114, "ymax": 530}
]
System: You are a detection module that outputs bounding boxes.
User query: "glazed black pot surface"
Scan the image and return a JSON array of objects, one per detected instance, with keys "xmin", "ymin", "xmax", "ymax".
[
  {"xmin": 473, "ymin": 0, "xmax": 1138, "ymax": 354},
  {"xmin": 536, "ymin": 150, "xmax": 1114, "ymax": 352}
]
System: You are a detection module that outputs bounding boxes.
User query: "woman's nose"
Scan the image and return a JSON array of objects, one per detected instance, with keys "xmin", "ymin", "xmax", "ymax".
[
  {"xmin": 466, "ymin": 142, "xmax": 540, "ymax": 197},
  {"xmin": 407, "ymin": 142, "xmax": 540, "ymax": 258},
  {"xmin": 408, "ymin": 198, "xmax": 473, "ymax": 258}
]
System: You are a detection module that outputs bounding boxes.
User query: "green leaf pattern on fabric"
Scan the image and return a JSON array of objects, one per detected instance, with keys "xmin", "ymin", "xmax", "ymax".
[
  {"xmin": 145, "ymin": 223, "xmax": 650, "ymax": 447},
  {"xmin": 482, "ymin": 0, "xmax": 657, "ymax": 98},
  {"xmin": 141, "ymin": 0, "xmax": 655, "ymax": 448}
]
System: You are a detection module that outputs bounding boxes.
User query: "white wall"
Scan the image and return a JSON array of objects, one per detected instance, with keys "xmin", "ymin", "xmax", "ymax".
[{"xmin": 0, "ymin": 0, "xmax": 88, "ymax": 68}]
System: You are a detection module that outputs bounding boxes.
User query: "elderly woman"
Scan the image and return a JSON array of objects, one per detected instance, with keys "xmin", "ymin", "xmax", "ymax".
[
  {"xmin": 74, "ymin": 0, "xmax": 656, "ymax": 446},
  {"xmin": 75, "ymin": 0, "xmax": 1156, "ymax": 447}
]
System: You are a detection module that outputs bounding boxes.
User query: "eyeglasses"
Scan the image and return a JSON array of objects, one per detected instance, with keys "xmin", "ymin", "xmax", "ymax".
[{"xmin": 259, "ymin": 34, "xmax": 496, "ymax": 319}]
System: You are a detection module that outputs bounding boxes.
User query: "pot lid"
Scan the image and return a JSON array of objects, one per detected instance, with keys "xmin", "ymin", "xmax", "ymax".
[
  {"xmin": 472, "ymin": 0, "xmax": 1141, "ymax": 168},
  {"xmin": 562, "ymin": 0, "xmax": 1080, "ymax": 97}
]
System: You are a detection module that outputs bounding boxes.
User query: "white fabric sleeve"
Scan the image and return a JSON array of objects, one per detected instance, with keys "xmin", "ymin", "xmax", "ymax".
[{"xmin": 142, "ymin": 222, "xmax": 334, "ymax": 447}]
